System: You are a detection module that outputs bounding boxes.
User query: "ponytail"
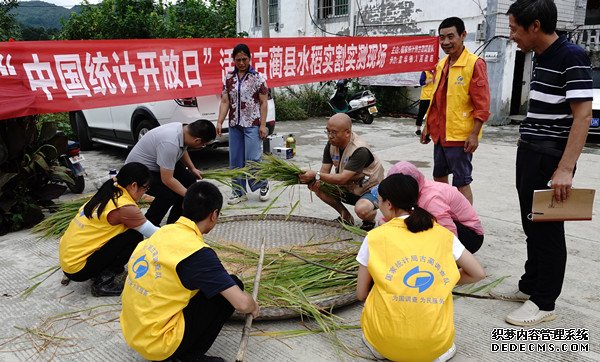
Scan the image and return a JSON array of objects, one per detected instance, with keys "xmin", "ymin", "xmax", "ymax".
[
  {"xmin": 405, "ymin": 205, "xmax": 435, "ymax": 233},
  {"xmin": 378, "ymin": 174, "xmax": 436, "ymax": 233},
  {"xmin": 83, "ymin": 178, "xmax": 122, "ymax": 219},
  {"xmin": 83, "ymin": 162, "xmax": 150, "ymax": 219}
]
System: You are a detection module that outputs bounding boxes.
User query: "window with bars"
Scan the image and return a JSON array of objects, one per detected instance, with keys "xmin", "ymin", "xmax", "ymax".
[
  {"xmin": 318, "ymin": 0, "xmax": 349, "ymax": 19},
  {"xmin": 254, "ymin": 0, "xmax": 279, "ymax": 26}
]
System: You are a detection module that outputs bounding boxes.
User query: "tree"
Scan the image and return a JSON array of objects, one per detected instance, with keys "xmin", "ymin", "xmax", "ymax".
[
  {"xmin": 59, "ymin": 0, "xmax": 240, "ymax": 40},
  {"xmin": 60, "ymin": 0, "xmax": 166, "ymax": 40},
  {"xmin": 162, "ymin": 0, "xmax": 238, "ymax": 38},
  {"xmin": 0, "ymin": 0, "xmax": 20, "ymax": 41}
]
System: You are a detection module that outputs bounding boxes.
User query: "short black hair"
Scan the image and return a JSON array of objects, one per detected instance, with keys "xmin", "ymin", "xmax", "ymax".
[
  {"xmin": 439, "ymin": 17, "xmax": 466, "ymax": 35},
  {"xmin": 182, "ymin": 181, "xmax": 223, "ymax": 222},
  {"xmin": 187, "ymin": 119, "xmax": 216, "ymax": 142},
  {"xmin": 232, "ymin": 43, "xmax": 251, "ymax": 59},
  {"xmin": 507, "ymin": 0, "xmax": 557, "ymax": 34}
]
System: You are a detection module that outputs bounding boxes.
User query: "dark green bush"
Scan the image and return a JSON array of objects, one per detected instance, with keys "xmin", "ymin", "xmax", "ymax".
[
  {"xmin": 369, "ymin": 86, "xmax": 413, "ymax": 115},
  {"xmin": 274, "ymin": 97, "xmax": 308, "ymax": 121}
]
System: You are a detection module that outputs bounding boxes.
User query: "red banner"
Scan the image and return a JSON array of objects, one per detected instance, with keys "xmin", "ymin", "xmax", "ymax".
[{"xmin": 0, "ymin": 36, "xmax": 438, "ymax": 119}]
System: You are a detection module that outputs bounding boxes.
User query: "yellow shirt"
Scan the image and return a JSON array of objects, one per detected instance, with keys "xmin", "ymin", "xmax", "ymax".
[
  {"xmin": 120, "ymin": 217, "xmax": 208, "ymax": 361},
  {"xmin": 59, "ymin": 186, "xmax": 137, "ymax": 274},
  {"xmin": 361, "ymin": 218, "xmax": 460, "ymax": 361}
]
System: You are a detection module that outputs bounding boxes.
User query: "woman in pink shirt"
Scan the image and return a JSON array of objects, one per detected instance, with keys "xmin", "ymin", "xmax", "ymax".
[{"xmin": 387, "ymin": 161, "xmax": 484, "ymax": 253}]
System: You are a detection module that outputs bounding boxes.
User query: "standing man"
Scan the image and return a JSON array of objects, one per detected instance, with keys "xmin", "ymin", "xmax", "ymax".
[
  {"xmin": 421, "ymin": 17, "xmax": 490, "ymax": 204},
  {"xmin": 490, "ymin": 0, "xmax": 593, "ymax": 326},
  {"xmin": 125, "ymin": 120, "xmax": 216, "ymax": 225},
  {"xmin": 298, "ymin": 113, "xmax": 384, "ymax": 231}
]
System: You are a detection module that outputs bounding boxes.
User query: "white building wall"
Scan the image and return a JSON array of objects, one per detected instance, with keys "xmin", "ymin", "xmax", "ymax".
[{"xmin": 237, "ymin": 0, "xmax": 586, "ymax": 124}]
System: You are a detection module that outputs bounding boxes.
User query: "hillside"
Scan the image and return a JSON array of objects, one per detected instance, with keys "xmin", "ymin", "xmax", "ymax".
[{"xmin": 9, "ymin": 1, "xmax": 83, "ymax": 30}]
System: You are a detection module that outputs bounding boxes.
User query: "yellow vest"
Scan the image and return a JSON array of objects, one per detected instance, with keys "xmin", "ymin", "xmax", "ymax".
[
  {"xmin": 419, "ymin": 71, "xmax": 434, "ymax": 100},
  {"xmin": 59, "ymin": 186, "xmax": 137, "ymax": 274},
  {"xmin": 329, "ymin": 133, "xmax": 384, "ymax": 195},
  {"xmin": 428, "ymin": 48, "xmax": 483, "ymax": 141},
  {"xmin": 361, "ymin": 218, "xmax": 460, "ymax": 362},
  {"xmin": 120, "ymin": 217, "xmax": 208, "ymax": 361}
]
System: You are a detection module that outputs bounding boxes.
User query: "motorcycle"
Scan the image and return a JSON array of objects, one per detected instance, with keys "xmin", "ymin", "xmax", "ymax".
[
  {"xmin": 50, "ymin": 131, "xmax": 86, "ymax": 194},
  {"xmin": 328, "ymin": 79, "xmax": 378, "ymax": 124}
]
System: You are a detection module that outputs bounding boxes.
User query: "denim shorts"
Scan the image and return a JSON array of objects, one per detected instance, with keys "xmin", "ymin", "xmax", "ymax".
[
  {"xmin": 341, "ymin": 189, "xmax": 378, "ymax": 209},
  {"xmin": 433, "ymin": 143, "xmax": 473, "ymax": 187}
]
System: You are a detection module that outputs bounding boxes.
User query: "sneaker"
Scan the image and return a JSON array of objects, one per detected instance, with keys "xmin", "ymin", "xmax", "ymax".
[
  {"xmin": 227, "ymin": 194, "xmax": 248, "ymax": 205},
  {"xmin": 259, "ymin": 185, "xmax": 270, "ymax": 201},
  {"xmin": 489, "ymin": 286, "xmax": 530, "ymax": 302},
  {"xmin": 505, "ymin": 300, "xmax": 556, "ymax": 326}
]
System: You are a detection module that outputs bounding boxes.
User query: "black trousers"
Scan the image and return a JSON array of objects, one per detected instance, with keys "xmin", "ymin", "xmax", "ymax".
[
  {"xmin": 516, "ymin": 145, "xmax": 568, "ymax": 311},
  {"xmin": 64, "ymin": 229, "xmax": 143, "ymax": 281},
  {"xmin": 167, "ymin": 275, "xmax": 244, "ymax": 361},
  {"xmin": 415, "ymin": 99, "xmax": 430, "ymax": 127},
  {"xmin": 455, "ymin": 221, "xmax": 484, "ymax": 254},
  {"xmin": 145, "ymin": 162, "xmax": 197, "ymax": 225}
]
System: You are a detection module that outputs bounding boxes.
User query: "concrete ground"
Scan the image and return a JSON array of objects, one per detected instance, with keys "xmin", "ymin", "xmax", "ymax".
[{"xmin": 0, "ymin": 117, "xmax": 599, "ymax": 361}]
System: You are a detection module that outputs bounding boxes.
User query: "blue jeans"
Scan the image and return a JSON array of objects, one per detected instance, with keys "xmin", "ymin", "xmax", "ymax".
[{"xmin": 229, "ymin": 125, "xmax": 267, "ymax": 196}]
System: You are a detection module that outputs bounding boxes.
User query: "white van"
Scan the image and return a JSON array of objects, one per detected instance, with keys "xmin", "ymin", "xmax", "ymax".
[{"xmin": 69, "ymin": 92, "xmax": 276, "ymax": 150}]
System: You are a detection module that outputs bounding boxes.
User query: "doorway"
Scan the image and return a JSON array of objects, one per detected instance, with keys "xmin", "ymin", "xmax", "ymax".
[{"xmin": 510, "ymin": 50, "xmax": 526, "ymax": 115}]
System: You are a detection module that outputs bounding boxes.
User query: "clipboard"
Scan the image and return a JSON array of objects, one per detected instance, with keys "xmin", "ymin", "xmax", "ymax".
[{"xmin": 531, "ymin": 188, "xmax": 595, "ymax": 222}]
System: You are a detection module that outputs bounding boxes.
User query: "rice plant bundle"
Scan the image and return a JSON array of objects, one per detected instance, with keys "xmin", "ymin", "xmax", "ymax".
[
  {"xmin": 32, "ymin": 197, "xmax": 90, "ymax": 239},
  {"xmin": 201, "ymin": 167, "xmax": 251, "ymax": 189},
  {"xmin": 249, "ymin": 155, "xmax": 343, "ymax": 198},
  {"xmin": 208, "ymin": 240, "xmax": 358, "ymax": 333}
]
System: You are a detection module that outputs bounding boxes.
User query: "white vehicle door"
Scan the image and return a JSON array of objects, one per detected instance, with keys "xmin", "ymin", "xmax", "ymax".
[
  {"xmin": 196, "ymin": 94, "xmax": 221, "ymax": 123},
  {"xmin": 110, "ymin": 103, "xmax": 140, "ymax": 133}
]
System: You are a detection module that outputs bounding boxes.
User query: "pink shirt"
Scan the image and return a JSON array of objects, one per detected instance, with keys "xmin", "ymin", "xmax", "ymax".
[{"xmin": 387, "ymin": 161, "xmax": 483, "ymax": 236}]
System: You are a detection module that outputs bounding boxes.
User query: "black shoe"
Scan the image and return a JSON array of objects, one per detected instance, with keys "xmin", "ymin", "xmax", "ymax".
[
  {"xmin": 360, "ymin": 221, "xmax": 375, "ymax": 231},
  {"xmin": 415, "ymin": 129, "xmax": 422, "ymax": 135},
  {"xmin": 91, "ymin": 270, "xmax": 124, "ymax": 297}
]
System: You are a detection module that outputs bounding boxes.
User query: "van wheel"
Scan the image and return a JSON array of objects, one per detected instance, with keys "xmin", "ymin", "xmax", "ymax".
[
  {"xmin": 75, "ymin": 112, "xmax": 93, "ymax": 150},
  {"xmin": 135, "ymin": 120, "xmax": 157, "ymax": 142}
]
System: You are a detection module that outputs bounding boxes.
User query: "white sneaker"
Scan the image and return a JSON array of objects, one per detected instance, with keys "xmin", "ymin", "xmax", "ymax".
[
  {"xmin": 505, "ymin": 300, "xmax": 556, "ymax": 327},
  {"xmin": 259, "ymin": 185, "xmax": 270, "ymax": 201},
  {"xmin": 227, "ymin": 194, "xmax": 248, "ymax": 205},
  {"xmin": 489, "ymin": 286, "xmax": 530, "ymax": 302}
]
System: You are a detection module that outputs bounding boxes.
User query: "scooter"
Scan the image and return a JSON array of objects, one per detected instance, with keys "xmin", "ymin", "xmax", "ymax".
[
  {"xmin": 328, "ymin": 79, "xmax": 378, "ymax": 124},
  {"xmin": 50, "ymin": 131, "xmax": 86, "ymax": 194}
]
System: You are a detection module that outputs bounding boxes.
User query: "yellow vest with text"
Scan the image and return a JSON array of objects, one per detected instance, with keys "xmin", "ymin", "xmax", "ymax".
[
  {"xmin": 329, "ymin": 133, "xmax": 384, "ymax": 196},
  {"xmin": 419, "ymin": 71, "xmax": 435, "ymax": 100},
  {"xmin": 427, "ymin": 48, "xmax": 483, "ymax": 141},
  {"xmin": 361, "ymin": 218, "xmax": 460, "ymax": 362},
  {"xmin": 120, "ymin": 217, "xmax": 208, "ymax": 361},
  {"xmin": 59, "ymin": 186, "xmax": 137, "ymax": 274}
]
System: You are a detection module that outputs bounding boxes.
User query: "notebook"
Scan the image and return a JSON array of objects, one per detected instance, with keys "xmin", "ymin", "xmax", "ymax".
[{"xmin": 531, "ymin": 188, "xmax": 595, "ymax": 222}]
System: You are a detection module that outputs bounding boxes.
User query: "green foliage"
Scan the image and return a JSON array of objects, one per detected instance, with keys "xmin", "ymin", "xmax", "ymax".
[
  {"xmin": 20, "ymin": 25, "xmax": 60, "ymax": 40},
  {"xmin": 0, "ymin": 0, "xmax": 21, "ymax": 41},
  {"xmin": 59, "ymin": 0, "xmax": 238, "ymax": 40},
  {"xmin": 274, "ymin": 84, "xmax": 333, "ymax": 121},
  {"xmin": 37, "ymin": 113, "xmax": 75, "ymax": 139},
  {"xmin": 274, "ymin": 96, "xmax": 308, "ymax": 121},
  {"xmin": 369, "ymin": 86, "xmax": 411, "ymax": 115},
  {"xmin": 60, "ymin": 0, "xmax": 165, "ymax": 40},
  {"xmin": 0, "ymin": 117, "xmax": 72, "ymax": 235},
  {"xmin": 162, "ymin": 0, "xmax": 238, "ymax": 38}
]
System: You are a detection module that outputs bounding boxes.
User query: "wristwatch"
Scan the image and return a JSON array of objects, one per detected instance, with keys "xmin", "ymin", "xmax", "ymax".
[{"xmin": 315, "ymin": 171, "xmax": 321, "ymax": 181}]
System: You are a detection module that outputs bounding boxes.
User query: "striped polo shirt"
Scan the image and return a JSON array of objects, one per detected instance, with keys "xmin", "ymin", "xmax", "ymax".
[{"xmin": 521, "ymin": 35, "xmax": 593, "ymax": 141}]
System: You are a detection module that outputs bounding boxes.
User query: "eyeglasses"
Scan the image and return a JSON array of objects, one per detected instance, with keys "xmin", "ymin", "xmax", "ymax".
[
  {"xmin": 140, "ymin": 183, "xmax": 151, "ymax": 191},
  {"xmin": 324, "ymin": 129, "xmax": 348, "ymax": 137}
]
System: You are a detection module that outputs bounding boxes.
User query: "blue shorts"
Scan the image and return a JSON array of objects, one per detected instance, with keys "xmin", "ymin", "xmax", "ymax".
[
  {"xmin": 433, "ymin": 143, "xmax": 473, "ymax": 187},
  {"xmin": 341, "ymin": 190, "xmax": 378, "ymax": 209}
]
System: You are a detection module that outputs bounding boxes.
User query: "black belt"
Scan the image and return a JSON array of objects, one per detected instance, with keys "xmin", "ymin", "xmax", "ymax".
[{"xmin": 517, "ymin": 138, "xmax": 564, "ymax": 158}]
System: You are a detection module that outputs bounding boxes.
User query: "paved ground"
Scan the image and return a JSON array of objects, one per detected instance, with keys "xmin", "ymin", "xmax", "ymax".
[{"xmin": 0, "ymin": 117, "xmax": 599, "ymax": 361}]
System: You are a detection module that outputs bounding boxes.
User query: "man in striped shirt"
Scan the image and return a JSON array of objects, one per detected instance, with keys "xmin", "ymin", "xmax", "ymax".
[{"xmin": 490, "ymin": 0, "xmax": 593, "ymax": 326}]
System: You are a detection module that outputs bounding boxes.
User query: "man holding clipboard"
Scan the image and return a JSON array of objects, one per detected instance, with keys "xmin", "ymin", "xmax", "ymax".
[{"xmin": 490, "ymin": 0, "xmax": 594, "ymax": 327}]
